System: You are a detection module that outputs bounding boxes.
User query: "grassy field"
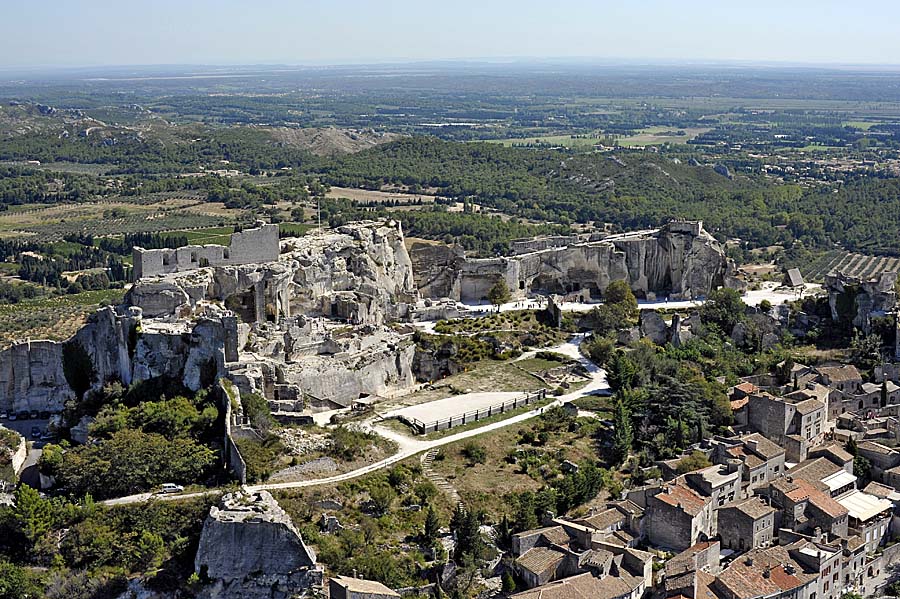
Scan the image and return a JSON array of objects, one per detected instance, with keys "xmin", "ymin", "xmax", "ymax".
[
  {"xmin": 616, "ymin": 126, "xmax": 711, "ymax": 147},
  {"xmin": 429, "ymin": 409, "xmax": 606, "ymax": 518},
  {"xmin": 0, "ymin": 288, "xmax": 126, "ymax": 346},
  {"xmin": 484, "ymin": 134, "xmax": 602, "ymax": 149}
]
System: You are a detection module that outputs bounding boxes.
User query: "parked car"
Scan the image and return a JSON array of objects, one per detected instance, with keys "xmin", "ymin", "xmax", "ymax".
[
  {"xmin": 159, "ymin": 483, "xmax": 184, "ymax": 494},
  {"xmin": 29, "ymin": 410, "xmax": 39, "ymax": 420},
  {"xmin": 31, "ymin": 426, "xmax": 41, "ymax": 439},
  {"xmin": 16, "ymin": 411, "xmax": 29, "ymax": 421},
  {"xmin": 7, "ymin": 412, "xmax": 16, "ymax": 421},
  {"xmin": 39, "ymin": 411, "xmax": 50, "ymax": 419},
  {"xmin": 0, "ymin": 412, "xmax": 7, "ymax": 420}
]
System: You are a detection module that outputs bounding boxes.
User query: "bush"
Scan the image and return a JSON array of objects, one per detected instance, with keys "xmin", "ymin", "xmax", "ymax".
[
  {"xmin": 234, "ymin": 435, "xmax": 284, "ymax": 483},
  {"xmin": 329, "ymin": 426, "xmax": 377, "ymax": 461},
  {"xmin": 461, "ymin": 442, "xmax": 486, "ymax": 466}
]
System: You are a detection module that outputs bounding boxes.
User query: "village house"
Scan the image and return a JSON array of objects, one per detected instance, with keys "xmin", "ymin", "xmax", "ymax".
[
  {"xmin": 709, "ymin": 433, "xmax": 786, "ymax": 495},
  {"xmin": 510, "ymin": 514, "xmax": 649, "ymax": 589},
  {"xmin": 767, "ymin": 476, "xmax": 850, "ymax": 538},
  {"xmin": 746, "ymin": 391, "xmax": 826, "ymax": 462},
  {"xmin": 807, "ymin": 444, "xmax": 854, "ymax": 474},
  {"xmin": 644, "ymin": 483, "xmax": 715, "ymax": 551},
  {"xmin": 711, "ymin": 545, "xmax": 819, "ymax": 599},
  {"xmin": 814, "ymin": 365, "xmax": 864, "ymax": 395},
  {"xmin": 788, "ymin": 457, "xmax": 857, "ymax": 498},
  {"xmin": 662, "ymin": 540, "xmax": 721, "ymax": 598},
  {"xmin": 856, "ymin": 441, "xmax": 900, "ymax": 482},
  {"xmin": 717, "ymin": 497, "xmax": 777, "ymax": 553},
  {"xmin": 834, "ymin": 489, "xmax": 894, "ymax": 554},
  {"xmin": 329, "ymin": 577, "xmax": 400, "ymax": 599}
]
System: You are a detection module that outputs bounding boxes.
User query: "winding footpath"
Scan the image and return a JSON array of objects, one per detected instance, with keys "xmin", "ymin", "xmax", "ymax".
[{"xmin": 102, "ymin": 334, "xmax": 608, "ymax": 506}]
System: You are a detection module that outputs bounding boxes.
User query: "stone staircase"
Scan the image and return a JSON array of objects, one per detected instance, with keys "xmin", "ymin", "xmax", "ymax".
[{"xmin": 420, "ymin": 448, "xmax": 462, "ymax": 509}]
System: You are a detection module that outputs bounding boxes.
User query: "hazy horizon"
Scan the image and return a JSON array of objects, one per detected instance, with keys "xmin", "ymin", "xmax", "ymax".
[{"xmin": 4, "ymin": 0, "xmax": 900, "ymax": 69}]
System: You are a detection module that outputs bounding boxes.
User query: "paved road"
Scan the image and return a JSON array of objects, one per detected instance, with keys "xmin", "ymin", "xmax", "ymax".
[{"xmin": 104, "ymin": 335, "xmax": 608, "ymax": 504}]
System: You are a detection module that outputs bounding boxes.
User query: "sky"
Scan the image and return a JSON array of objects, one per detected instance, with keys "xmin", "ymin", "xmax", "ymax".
[{"xmin": 2, "ymin": 0, "xmax": 900, "ymax": 69}]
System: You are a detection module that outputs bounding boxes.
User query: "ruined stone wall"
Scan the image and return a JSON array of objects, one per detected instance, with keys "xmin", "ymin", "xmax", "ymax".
[
  {"xmin": 412, "ymin": 222, "xmax": 732, "ymax": 302},
  {"xmin": 133, "ymin": 223, "xmax": 280, "ymax": 279}
]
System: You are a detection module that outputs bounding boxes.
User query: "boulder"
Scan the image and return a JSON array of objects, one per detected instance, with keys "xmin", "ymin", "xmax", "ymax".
[
  {"xmin": 640, "ymin": 311, "xmax": 670, "ymax": 345},
  {"xmin": 195, "ymin": 490, "xmax": 322, "ymax": 599}
]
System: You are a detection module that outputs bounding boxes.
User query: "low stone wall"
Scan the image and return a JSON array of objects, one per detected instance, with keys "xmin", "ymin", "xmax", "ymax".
[
  {"xmin": 11, "ymin": 433, "xmax": 27, "ymax": 475},
  {"xmin": 218, "ymin": 379, "xmax": 247, "ymax": 485}
]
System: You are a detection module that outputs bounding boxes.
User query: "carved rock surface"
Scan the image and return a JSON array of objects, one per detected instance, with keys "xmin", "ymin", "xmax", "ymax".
[
  {"xmin": 195, "ymin": 490, "xmax": 322, "ymax": 599},
  {"xmin": 412, "ymin": 221, "xmax": 733, "ymax": 302}
]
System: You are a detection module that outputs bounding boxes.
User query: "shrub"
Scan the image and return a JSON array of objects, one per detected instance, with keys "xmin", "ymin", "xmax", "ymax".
[{"xmin": 461, "ymin": 442, "xmax": 486, "ymax": 466}]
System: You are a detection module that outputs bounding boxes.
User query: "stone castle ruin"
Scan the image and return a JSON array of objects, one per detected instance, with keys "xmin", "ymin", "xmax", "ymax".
[
  {"xmin": 0, "ymin": 219, "xmax": 735, "ymax": 416},
  {"xmin": 412, "ymin": 221, "xmax": 741, "ymax": 302},
  {"xmin": 133, "ymin": 222, "xmax": 280, "ymax": 279}
]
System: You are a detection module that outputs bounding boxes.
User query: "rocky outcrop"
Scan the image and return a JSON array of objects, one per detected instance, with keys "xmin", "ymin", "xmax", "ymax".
[
  {"xmin": 195, "ymin": 490, "xmax": 322, "ymax": 599},
  {"xmin": 0, "ymin": 306, "xmax": 141, "ymax": 413},
  {"xmin": 413, "ymin": 221, "xmax": 736, "ymax": 303},
  {"xmin": 409, "ymin": 240, "xmax": 466, "ymax": 299},
  {"xmin": 826, "ymin": 271, "xmax": 898, "ymax": 334},
  {"xmin": 230, "ymin": 323, "xmax": 416, "ymax": 409}
]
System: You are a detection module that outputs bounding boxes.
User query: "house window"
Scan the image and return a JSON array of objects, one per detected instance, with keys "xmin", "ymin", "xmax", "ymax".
[
  {"xmin": 191, "ymin": 252, "xmax": 198, "ymax": 263},
  {"xmin": 224, "ymin": 249, "xmax": 230, "ymax": 259},
  {"xmin": 162, "ymin": 254, "xmax": 171, "ymax": 266}
]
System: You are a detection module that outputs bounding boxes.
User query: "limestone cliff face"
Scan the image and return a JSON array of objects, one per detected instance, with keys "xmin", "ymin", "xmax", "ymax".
[
  {"xmin": 826, "ymin": 271, "xmax": 898, "ymax": 333},
  {"xmin": 0, "ymin": 306, "xmax": 141, "ymax": 413},
  {"xmin": 195, "ymin": 490, "xmax": 322, "ymax": 599},
  {"xmin": 127, "ymin": 220, "xmax": 419, "ymax": 327},
  {"xmin": 0, "ymin": 340, "xmax": 71, "ymax": 413},
  {"xmin": 412, "ymin": 222, "xmax": 734, "ymax": 302}
]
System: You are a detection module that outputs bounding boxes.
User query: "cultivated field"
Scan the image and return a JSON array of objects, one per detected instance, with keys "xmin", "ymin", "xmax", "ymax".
[{"xmin": 802, "ymin": 250, "xmax": 900, "ymax": 282}]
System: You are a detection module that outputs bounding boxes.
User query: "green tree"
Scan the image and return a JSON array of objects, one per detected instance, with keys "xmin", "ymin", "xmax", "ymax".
[
  {"xmin": 699, "ymin": 288, "xmax": 746, "ymax": 333},
  {"xmin": 675, "ymin": 451, "xmax": 712, "ymax": 474},
  {"xmin": 0, "ymin": 560, "xmax": 43, "ymax": 599},
  {"xmin": 487, "ymin": 279, "xmax": 511, "ymax": 311},
  {"xmin": 611, "ymin": 397, "xmax": 633, "ymax": 465},
  {"xmin": 423, "ymin": 505, "xmax": 441, "ymax": 545},
  {"xmin": 13, "ymin": 485, "xmax": 52, "ymax": 549},
  {"xmin": 449, "ymin": 506, "xmax": 484, "ymax": 561},
  {"xmin": 369, "ymin": 484, "xmax": 396, "ymax": 516},
  {"xmin": 462, "ymin": 442, "xmax": 487, "ymax": 466},
  {"xmin": 604, "ymin": 280, "xmax": 638, "ymax": 317},
  {"xmin": 607, "ymin": 351, "xmax": 638, "ymax": 391},
  {"xmin": 501, "ymin": 571, "xmax": 516, "ymax": 593}
]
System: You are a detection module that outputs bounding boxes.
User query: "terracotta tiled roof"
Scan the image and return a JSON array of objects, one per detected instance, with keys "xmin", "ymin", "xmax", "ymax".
[
  {"xmin": 721, "ymin": 497, "xmax": 776, "ymax": 521},
  {"xmin": 788, "ymin": 457, "xmax": 842, "ymax": 484},
  {"xmin": 516, "ymin": 547, "xmax": 566, "ymax": 576},
  {"xmin": 740, "ymin": 433, "xmax": 785, "ymax": 459},
  {"xmin": 576, "ymin": 508, "xmax": 625, "ymax": 531},
  {"xmin": 734, "ymin": 382, "xmax": 758, "ymax": 394},
  {"xmin": 815, "ymin": 365, "xmax": 862, "ymax": 383},
  {"xmin": 730, "ymin": 397, "xmax": 749, "ymax": 411},
  {"xmin": 653, "ymin": 483, "xmax": 709, "ymax": 516},
  {"xmin": 792, "ymin": 398, "xmax": 825, "ymax": 415},
  {"xmin": 715, "ymin": 548, "xmax": 816, "ymax": 599},
  {"xmin": 510, "ymin": 572, "xmax": 641, "ymax": 599}
]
